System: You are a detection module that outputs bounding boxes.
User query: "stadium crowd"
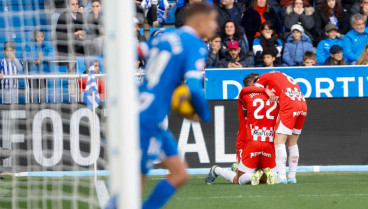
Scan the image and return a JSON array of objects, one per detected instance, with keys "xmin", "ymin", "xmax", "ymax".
[{"xmin": 1, "ymin": 0, "xmax": 368, "ymax": 103}]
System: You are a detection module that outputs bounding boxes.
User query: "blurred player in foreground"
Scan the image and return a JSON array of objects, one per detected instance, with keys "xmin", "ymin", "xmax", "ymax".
[
  {"xmin": 137, "ymin": 2, "xmax": 217, "ymax": 209},
  {"xmin": 239, "ymin": 71, "xmax": 307, "ymax": 184},
  {"xmin": 206, "ymin": 73, "xmax": 279, "ymax": 185}
]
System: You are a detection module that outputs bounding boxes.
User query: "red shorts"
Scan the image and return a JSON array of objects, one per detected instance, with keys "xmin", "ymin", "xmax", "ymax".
[
  {"xmin": 236, "ymin": 138, "xmax": 246, "ymax": 164},
  {"xmin": 238, "ymin": 141, "xmax": 276, "ymax": 172},
  {"xmin": 275, "ymin": 100, "xmax": 307, "ymax": 135}
]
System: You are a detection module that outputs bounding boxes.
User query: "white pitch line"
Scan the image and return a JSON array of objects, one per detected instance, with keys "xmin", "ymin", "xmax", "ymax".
[{"xmin": 176, "ymin": 193, "xmax": 368, "ymax": 200}]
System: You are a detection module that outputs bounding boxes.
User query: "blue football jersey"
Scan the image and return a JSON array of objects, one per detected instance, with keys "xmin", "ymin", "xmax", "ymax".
[{"xmin": 139, "ymin": 26, "xmax": 208, "ymax": 124}]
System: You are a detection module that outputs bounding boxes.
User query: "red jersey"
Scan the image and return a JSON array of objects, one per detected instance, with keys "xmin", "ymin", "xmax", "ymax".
[
  {"xmin": 255, "ymin": 71, "xmax": 305, "ymax": 107},
  {"xmin": 239, "ymin": 89, "xmax": 279, "ymax": 143},
  {"xmin": 236, "ymin": 98, "xmax": 247, "ymax": 145}
]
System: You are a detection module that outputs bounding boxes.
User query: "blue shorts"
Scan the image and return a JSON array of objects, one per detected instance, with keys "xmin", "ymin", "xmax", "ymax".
[{"xmin": 140, "ymin": 122, "xmax": 178, "ymax": 175}]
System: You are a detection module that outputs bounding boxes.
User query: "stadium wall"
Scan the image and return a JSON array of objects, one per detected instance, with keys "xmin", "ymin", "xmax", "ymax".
[{"xmin": 1, "ymin": 98, "xmax": 368, "ymax": 173}]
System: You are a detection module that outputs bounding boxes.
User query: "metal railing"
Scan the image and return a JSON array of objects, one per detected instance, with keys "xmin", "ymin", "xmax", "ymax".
[{"xmin": 0, "ymin": 72, "xmax": 146, "ymax": 104}]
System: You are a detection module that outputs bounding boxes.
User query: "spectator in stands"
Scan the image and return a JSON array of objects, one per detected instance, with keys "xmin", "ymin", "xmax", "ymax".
[
  {"xmin": 283, "ymin": 0, "xmax": 315, "ymax": 42},
  {"xmin": 135, "ymin": 18, "xmax": 146, "ymax": 43},
  {"xmin": 343, "ymin": 14, "xmax": 368, "ymax": 64},
  {"xmin": 175, "ymin": 0, "xmax": 202, "ymax": 28},
  {"xmin": 316, "ymin": 23, "xmax": 343, "ymax": 63},
  {"xmin": 241, "ymin": 0, "xmax": 282, "ymax": 48},
  {"xmin": 206, "ymin": 34, "xmax": 222, "ymax": 67},
  {"xmin": 220, "ymin": 20, "xmax": 249, "ymax": 57},
  {"xmin": 342, "ymin": 0, "xmax": 360, "ymax": 11},
  {"xmin": 87, "ymin": 0, "xmax": 103, "ymax": 38},
  {"xmin": 356, "ymin": 43, "xmax": 368, "ymax": 64},
  {"xmin": 283, "ymin": 24, "xmax": 314, "ymax": 66},
  {"xmin": 302, "ymin": 51, "xmax": 317, "ymax": 66},
  {"xmin": 351, "ymin": 0, "xmax": 368, "ymax": 27},
  {"xmin": 314, "ymin": 0, "xmax": 350, "ymax": 45},
  {"xmin": 217, "ymin": 0, "xmax": 243, "ymax": 28},
  {"xmin": 25, "ymin": 30, "xmax": 55, "ymax": 74},
  {"xmin": 85, "ymin": 0, "xmax": 104, "ymax": 55},
  {"xmin": 56, "ymin": 0, "xmax": 86, "ymax": 57},
  {"xmin": 0, "ymin": 41, "xmax": 23, "ymax": 104},
  {"xmin": 323, "ymin": 45, "xmax": 349, "ymax": 65},
  {"xmin": 136, "ymin": 0, "xmax": 146, "ymax": 24},
  {"xmin": 141, "ymin": 0, "xmax": 174, "ymax": 27},
  {"xmin": 262, "ymin": 48, "xmax": 278, "ymax": 67},
  {"xmin": 253, "ymin": 21, "xmax": 283, "ymax": 66},
  {"xmin": 218, "ymin": 40, "xmax": 253, "ymax": 68},
  {"xmin": 79, "ymin": 60, "xmax": 105, "ymax": 100},
  {"xmin": 280, "ymin": 0, "xmax": 309, "ymax": 8}
]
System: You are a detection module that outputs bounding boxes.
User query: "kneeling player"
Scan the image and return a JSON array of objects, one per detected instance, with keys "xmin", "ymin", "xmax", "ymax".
[
  {"xmin": 206, "ymin": 73, "xmax": 279, "ymax": 185},
  {"xmin": 233, "ymin": 73, "xmax": 260, "ymax": 171},
  {"xmin": 239, "ymin": 71, "xmax": 308, "ymax": 184}
]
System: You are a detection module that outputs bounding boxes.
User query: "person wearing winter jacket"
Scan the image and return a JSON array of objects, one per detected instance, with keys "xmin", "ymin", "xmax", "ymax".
[
  {"xmin": 283, "ymin": 0, "xmax": 315, "ymax": 42},
  {"xmin": 252, "ymin": 21, "xmax": 283, "ymax": 66},
  {"xmin": 220, "ymin": 20, "xmax": 249, "ymax": 57},
  {"xmin": 206, "ymin": 34, "xmax": 222, "ymax": 68},
  {"xmin": 313, "ymin": 0, "xmax": 350, "ymax": 45},
  {"xmin": 24, "ymin": 30, "xmax": 55, "ymax": 74},
  {"xmin": 350, "ymin": 0, "xmax": 368, "ymax": 27},
  {"xmin": 322, "ymin": 45, "xmax": 349, "ymax": 65},
  {"xmin": 140, "ymin": 0, "xmax": 171, "ymax": 27},
  {"xmin": 280, "ymin": 0, "xmax": 309, "ymax": 8},
  {"xmin": 316, "ymin": 23, "xmax": 343, "ymax": 64},
  {"xmin": 343, "ymin": 14, "xmax": 368, "ymax": 64},
  {"xmin": 241, "ymin": 0, "xmax": 282, "ymax": 48},
  {"xmin": 283, "ymin": 24, "xmax": 314, "ymax": 66},
  {"xmin": 218, "ymin": 40, "xmax": 253, "ymax": 68},
  {"xmin": 217, "ymin": 0, "xmax": 243, "ymax": 28}
]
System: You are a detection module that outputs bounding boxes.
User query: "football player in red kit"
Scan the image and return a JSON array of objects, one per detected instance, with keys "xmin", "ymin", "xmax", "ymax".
[
  {"xmin": 235, "ymin": 73, "xmax": 260, "ymax": 168},
  {"xmin": 239, "ymin": 71, "xmax": 307, "ymax": 184},
  {"xmin": 206, "ymin": 73, "xmax": 279, "ymax": 185}
]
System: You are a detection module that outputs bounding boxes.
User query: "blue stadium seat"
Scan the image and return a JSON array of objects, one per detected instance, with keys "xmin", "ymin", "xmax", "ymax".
[
  {"xmin": 0, "ymin": 14, "xmax": 6, "ymax": 29},
  {"xmin": 76, "ymin": 57, "xmax": 86, "ymax": 74},
  {"xmin": 165, "ymin": 5, "xmax": 177, "ymax": 25},
  {"xmin": 77, "ymin": 56, "xmax": 104, "ymax": 74}
]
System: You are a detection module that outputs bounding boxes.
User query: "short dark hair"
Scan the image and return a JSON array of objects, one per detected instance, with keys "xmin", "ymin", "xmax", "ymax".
[
  {"xmin": 243, "ymin": 73, "xmax": 259, "ymax": 87},
  {"xmin": 262, "ymin": 48, "xmax": 277, "ymax": 58},
  {"xmin": 3, "ymin": 41, "xmax": 15, "ymax": 50},
  {"xmin": 33, "ymin": 29, "xmax": 44, "ymax": 38},
  {"xmin": 210, "ymin": 33, "xmax": 221, "ymax": 41},
  {"xmin": 184, "ymin": 2, "xmax": 215, "ymax": 24},
  {"xmin": 92, "ymin": 0, "xmax": 101, "ymax": 4},
  {"xmin": 303, "ymin": 51, "xmax": 315, "ymax": 61}
]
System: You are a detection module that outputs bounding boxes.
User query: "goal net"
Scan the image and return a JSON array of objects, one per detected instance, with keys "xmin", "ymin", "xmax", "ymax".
[{"xmin": 0, "ymin": 0, "xmax": 137, "ymax": 208}]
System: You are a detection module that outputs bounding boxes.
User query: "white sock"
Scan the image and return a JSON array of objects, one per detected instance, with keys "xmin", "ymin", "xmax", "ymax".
[
  {"xmin": 275, "ymin": 144, "xmax": 287, "ymax": 180},
  {"xmin": 238, "ymin": 173, "xmax": 253, "ymax": 185},
  {"xmin": 215, "ymin": 167, "xmax": 236, "ymax": 183},
  {"xmin": 288, "ymin": 144, "xmax": 299, "ymax": 179},
  {"xmin": 271, "ymin": 168, "xmax": 278, "ymax": 179}
]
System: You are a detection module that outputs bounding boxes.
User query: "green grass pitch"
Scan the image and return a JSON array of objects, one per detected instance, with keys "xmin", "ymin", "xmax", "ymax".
[
  {"xmin": 0, "ymin": 172, "xmax": 367, "ymax": 208},
  {"xmin": 144, "ymin": 172, "xmax": 368, "ymax": 209}
]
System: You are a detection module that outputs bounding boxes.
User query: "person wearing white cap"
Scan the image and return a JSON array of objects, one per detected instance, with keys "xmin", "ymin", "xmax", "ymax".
[{"xmin": 282, "ymin": 24, "xmax": 314, "ymax": 66}]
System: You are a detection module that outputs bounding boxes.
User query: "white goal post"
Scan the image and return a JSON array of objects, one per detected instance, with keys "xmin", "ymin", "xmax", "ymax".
[{"xmin": 104, "ymin": 0, "xmax": 141, "ymax": 209}]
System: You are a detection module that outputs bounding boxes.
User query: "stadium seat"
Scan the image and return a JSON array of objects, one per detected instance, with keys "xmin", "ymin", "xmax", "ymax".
[
  {"xmin": 165, "ymin": 5, "xmax": 177, "ymax": 25},
  {"xmin": 76, "ymin": 57, "xmax": 87, "ymax": 74},
  {"xmin": 77, "ymin": 56, "xmax": 104, "ymax": 74}
]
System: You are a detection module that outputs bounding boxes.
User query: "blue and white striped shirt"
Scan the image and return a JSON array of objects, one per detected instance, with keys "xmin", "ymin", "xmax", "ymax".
[{"xmin": 0, "ymin": 58, "xmax": 23, "ymax": 89}]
